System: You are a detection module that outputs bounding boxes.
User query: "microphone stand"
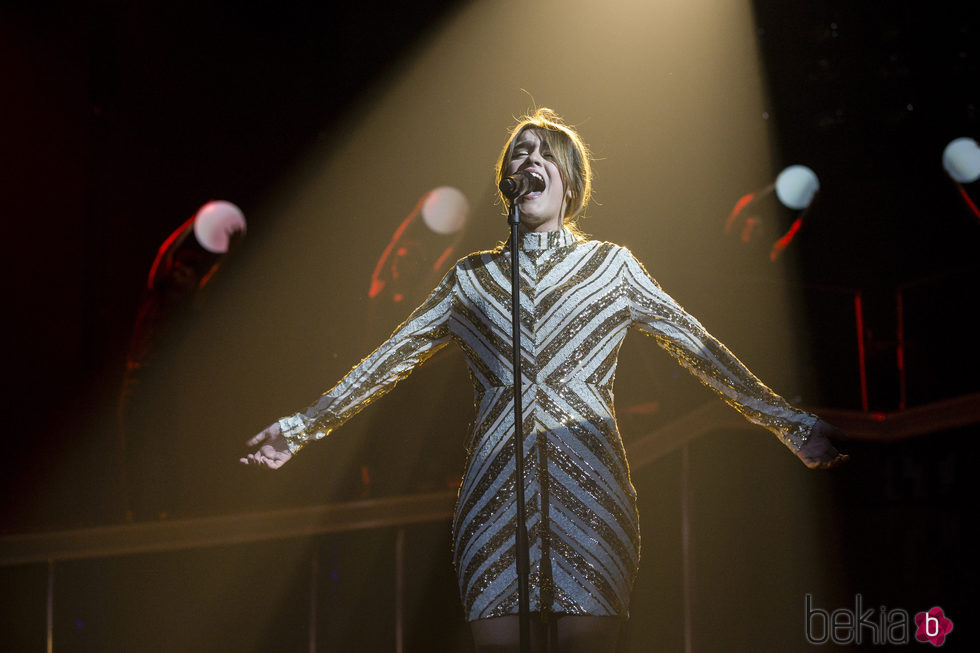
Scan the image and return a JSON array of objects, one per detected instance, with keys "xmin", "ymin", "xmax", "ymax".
[{"xmin": 507, "ymin": 198, "xmax": 532, "ymax": 653}]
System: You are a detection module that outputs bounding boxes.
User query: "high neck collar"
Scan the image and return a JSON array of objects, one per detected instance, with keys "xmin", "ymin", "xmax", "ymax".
[{"xmin": 511, "ymin": 227, "xmax": 577, "ymax": 251}]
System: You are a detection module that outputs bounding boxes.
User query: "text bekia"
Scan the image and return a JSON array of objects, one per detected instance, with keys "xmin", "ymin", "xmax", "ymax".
[{"xmin": 804, "ymin": 594, "xmax": 953, "ymax": 646}]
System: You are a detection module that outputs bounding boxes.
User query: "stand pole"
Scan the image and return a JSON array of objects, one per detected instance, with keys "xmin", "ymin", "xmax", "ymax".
[{"xmin": 508, "ymin": 200, "xmax": 531, "ymax": 653}]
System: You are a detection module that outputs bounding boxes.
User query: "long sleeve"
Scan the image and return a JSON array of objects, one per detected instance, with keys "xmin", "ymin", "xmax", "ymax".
[
  {"xmin": 279, "ymin": 265, "xmax": 456, "ymax": 454},
  {"xmin": 619, "ymin": 248, "xmax": 816, "ymax": 452}
]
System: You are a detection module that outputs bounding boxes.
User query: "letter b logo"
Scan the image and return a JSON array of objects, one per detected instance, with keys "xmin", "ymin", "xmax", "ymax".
[{"xmin": 805, "ymin": 595, "xmax": 830, "ymax": 644}]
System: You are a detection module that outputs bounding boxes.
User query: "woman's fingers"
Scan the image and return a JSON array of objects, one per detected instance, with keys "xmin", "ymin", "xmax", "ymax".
[
  {"xmin": 239, "ymin": 445, "xmax": 292, "ymax": 469},
  {"xmin": 241, "ymin": 422, "xmax": 291, "ymax": 469},
  {"xmin": 802, "ymin": 449, "xmax": 850, "ymax": 469},
  {"xmin": 246, "ymin": 427, "xmax": 272, "ymax": 448},
  {"xmin": 798, "ymin": 420, "xmax": 849, "ymax": 469}
]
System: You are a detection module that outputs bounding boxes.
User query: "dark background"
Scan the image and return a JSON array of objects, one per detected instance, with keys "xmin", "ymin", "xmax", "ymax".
[{"xmin": 1, "ymin": 1, "xmax": 977, "ymax": 651}]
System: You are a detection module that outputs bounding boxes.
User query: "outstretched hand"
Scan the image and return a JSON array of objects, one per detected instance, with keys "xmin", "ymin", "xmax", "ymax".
[
  {"xmin": 797, "ymin": 419, "xmax": 850, "ymax": 469},
  {"xmin": 240, "ymin": 421, "xmax": 293, "ymax": 469}
]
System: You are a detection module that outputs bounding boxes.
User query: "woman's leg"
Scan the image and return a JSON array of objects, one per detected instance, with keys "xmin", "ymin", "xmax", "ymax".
[
  {"xmin": 553, "ymin": 615, "xmax": 622, "ymax": 653},
  {"xmin": 470, "ymin": 614, "xmax": 622, "ymax": 653},
  {"xmin": 470, "ymin": 615, "xmax": 545, "ymax": 653}
]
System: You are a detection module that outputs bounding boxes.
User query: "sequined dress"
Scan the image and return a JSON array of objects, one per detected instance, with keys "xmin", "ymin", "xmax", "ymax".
[{"xmin": 279, "ymin": 227, "xmax": 817, "ymax": 621}]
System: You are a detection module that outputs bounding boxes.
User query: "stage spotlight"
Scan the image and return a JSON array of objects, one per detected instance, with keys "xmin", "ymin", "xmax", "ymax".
[
  {"xmin": 942, "ymin": 137, "xmax": 980, "ymax": 220},
  {"xmin": 724, "ymin": 165, "xmax": 820, "ymax": 261},
  {"xmin": 193, "ymin": 200, "xmax": 248, "ymax": 253},
  {"xmin": 775, "ymin": 165, "xmax": 820, "ymax": 210},
  {"xmin": 369, "ymin": 186, "xmax": 470, "ymax": 303},
  {"xmin": 421, "ymin": 186, "xmax": 469, "ymax": 235},
  {"xmin": 147, "ymin": 200, "xmax": 246, "ymax": 291}
]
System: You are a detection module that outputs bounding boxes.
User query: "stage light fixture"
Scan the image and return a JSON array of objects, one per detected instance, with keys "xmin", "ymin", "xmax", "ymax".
[
  {"xmin": 942, "ymin": 137, "xmax": 980, "ymax": 184},
  {"xmin": 369, "ymin": 187, "xmax": 470, "ymax": 303},
  {"xmin": 725, "ymin": 165, "xmax": 820, "ymax": 260},
  {"xmin": 775, "ymin": 165, "xmax": 820, "ymax": 210},
  {"xmin": 943, "ymin": 137, "xmax": 980, "ymax": 220}
]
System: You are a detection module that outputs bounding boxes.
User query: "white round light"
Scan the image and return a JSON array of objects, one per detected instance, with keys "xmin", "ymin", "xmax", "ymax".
[
  {"xmin": 775, "ymin": 165, "xmax": 820, "ymax": 210},
  {"xmin": 421, "ymin": 186, "xmax": 469, "ymax": 235},
  {"xmin": 942, "ymin": 137, "xmax": 980, "ymax": 184},
  {"xmin": 193, "ymin": 200, "xmax": 246, "ymax": 253}
]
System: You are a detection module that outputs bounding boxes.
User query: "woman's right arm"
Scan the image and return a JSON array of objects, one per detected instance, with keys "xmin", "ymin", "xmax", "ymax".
[{"xmin": 240, "ymin": 265, "xmax": 457, "ymax": 469}]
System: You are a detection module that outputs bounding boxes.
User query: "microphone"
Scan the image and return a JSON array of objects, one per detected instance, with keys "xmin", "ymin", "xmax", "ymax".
[{"xmin": 499, "ymin": 171, "xmax": 545, "ymax": 199}]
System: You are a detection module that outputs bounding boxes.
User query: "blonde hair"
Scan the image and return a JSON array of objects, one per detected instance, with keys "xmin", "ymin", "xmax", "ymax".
[{"xmin": 495, "ymin": 108, "xmax": 593, "ymax": 236}]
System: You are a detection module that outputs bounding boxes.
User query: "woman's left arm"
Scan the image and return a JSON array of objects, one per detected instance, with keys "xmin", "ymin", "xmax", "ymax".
[{"xmin": 619, "ymin": 248, "xmax": 847, "ymax": 468}]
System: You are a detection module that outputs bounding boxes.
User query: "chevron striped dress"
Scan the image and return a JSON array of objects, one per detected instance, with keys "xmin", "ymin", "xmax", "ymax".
[{"xmin": 280, "ymin": 227, "xmax": 817, "ymax": 621}]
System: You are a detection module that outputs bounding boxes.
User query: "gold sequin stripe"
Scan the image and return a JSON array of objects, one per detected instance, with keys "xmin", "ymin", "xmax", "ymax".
[
  {"xmin": 546, "ymin": 436, "xmax": 639, "ymax": 572},
  {"xmin": 548, "ymin": 492, "xmax": 633, "ymax": 589},
  {"xmin": 454, "ymin": 436, "xmax": 520, "ymax": 559},
  {"xmin": 528, "ymin": 238, "xmax": 579, "ymax": 282},
  {"xmin": 534, "ymin": 244, "xmax": 616, "ymax": 318},
  {"xmin": 457, "ymin": 255, "xmax": 514, "ymax": 325},
  {"xmin": 536, "ymin": 391, "xmax": 634, "ymax": 514},
  {"xmin": 548, "ymin": 519, "xmax": 625, "ymax": 615},
  {"xmin": 458, "ymin": 260, "xmax": 524, "ymax": 337},
  {"xmin": 486, "ymin": 252, "xmax": 537, "ymax": 326},
  {"xmin": 534, "ymin": 420, "xmax": 555, "ymax": 613},
  {"xmin": 454, "ymin": 393, "xmax": 538, "ymax": 566},
  {"xmin": 546, "ymin": 463, "xmax": 638, "ymax": 567},
  {"xmin": 451, "ymin": 305, "xmax": 536, "ymax": 386},
  {"xmin": 464, "ymin": 504, "xmax": 544, "ymax": 617},
  {"xmin": 457, "ymin": 266, "xmax": 538, "ymax": 379},
  {"xmin": 537, "ymin": 283, "xmax": 625, "ymax": 361},
  {"xmin": 456, "ymin": 386, "xmax": 532, "ymax": 513},
  {"xmin": 544, "ymin": 421, "xmax": 637, "ymax": 543},
  {"xmin": 458, "ymin": 418, "xmax": 556, "ymax": 617},
  {"xmin": 546, "ymin": 387, "xmax": 632, "ymax": 490},
  {"xmin": 450, "ymin": 303, "xmax": 509, "ymax": 383},
  {"xmin": 547, "ymin": 480, "xmax": 635, "ymax": 614},
  {"xmin": 459, "ymin": 385, "xmax": 511, "ymax": 461},
  {"xmin": 539, "ymin": 309, "xmax": 630, "ymax": 386},
  {"xmin": 465, "ymin": 535, "xmax": 519, "ymax": 615}
]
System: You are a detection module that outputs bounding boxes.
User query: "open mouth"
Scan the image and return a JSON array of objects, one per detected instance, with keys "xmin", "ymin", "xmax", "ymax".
[{"xmin": 524, "ymin": 171, "xmax": 545, "ymax": 199}]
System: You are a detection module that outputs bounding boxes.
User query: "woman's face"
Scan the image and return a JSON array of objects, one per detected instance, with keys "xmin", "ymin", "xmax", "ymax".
[{"xmin": 505, "ymin": 129, "xmax": 570, "ymax": 232}]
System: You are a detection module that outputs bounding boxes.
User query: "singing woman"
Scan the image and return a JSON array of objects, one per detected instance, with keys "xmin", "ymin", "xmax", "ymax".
[{"xmin": 242, "ymin": 108, "xmax": 847, "ymax": 653}]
